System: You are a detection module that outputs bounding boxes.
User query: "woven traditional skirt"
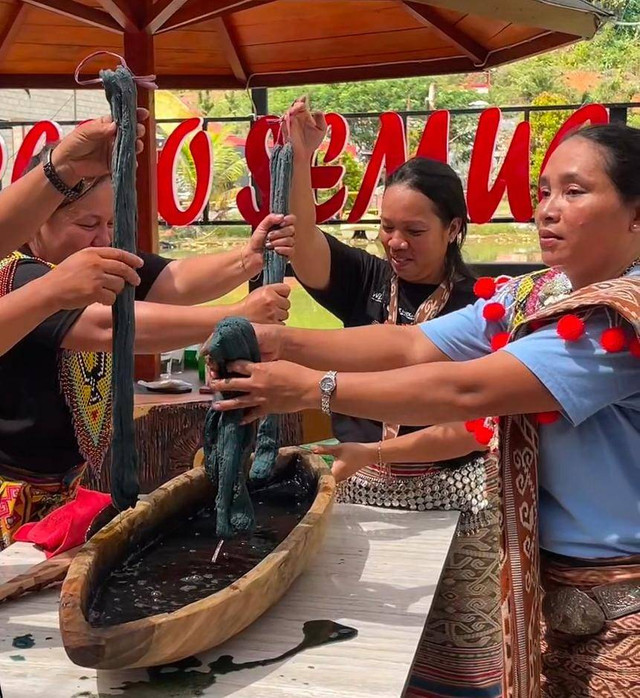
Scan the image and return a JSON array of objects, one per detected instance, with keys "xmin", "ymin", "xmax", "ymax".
[
  {"xmin": 338, "ymin": 455, "xmax": 504, "ymax": 698},
  {"xmin": 0, "ymin": 463, "xmax": 84, "ymax": 550}
]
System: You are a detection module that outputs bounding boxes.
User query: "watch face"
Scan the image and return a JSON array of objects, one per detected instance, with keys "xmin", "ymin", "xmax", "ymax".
[{"xmin": 320, "ymin": 376, "xmax": 335, "ymax": 391}]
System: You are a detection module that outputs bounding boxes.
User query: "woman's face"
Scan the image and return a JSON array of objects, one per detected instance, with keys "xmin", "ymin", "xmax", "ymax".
[
  {"xmin": 379, "ymin": 183, "xmax": 460, "ymax": 284},
  {"xmin": 31, "ymin": 180, "xmax": 113, "ymax": 264},
  {"xmin": 536, "ymin": 137, "xmax": 640, "ymax": 287}
]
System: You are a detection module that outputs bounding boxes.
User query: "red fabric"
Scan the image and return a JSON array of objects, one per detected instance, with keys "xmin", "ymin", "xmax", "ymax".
[{"xmin": 13, "ymin": 487, "xmax": 111, "ymax": 558}]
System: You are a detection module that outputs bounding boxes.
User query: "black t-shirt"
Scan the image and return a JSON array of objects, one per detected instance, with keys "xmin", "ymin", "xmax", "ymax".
[
  {"xmin": 0, "ymin": 250, "xmax": 170, "ymax": 475},
  {"xmin": 299, "ymin": 233, "xmax": 477, "ymax": 445}
]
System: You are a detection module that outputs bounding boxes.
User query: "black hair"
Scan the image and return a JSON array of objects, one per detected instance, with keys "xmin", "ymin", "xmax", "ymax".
[
  {"xmin": 385, "ymin": 157, "xmax": 471, "ymax": 278},
  {"xmin": 565, "ymin": 123, "xmax": 640, "ymax": 204}
]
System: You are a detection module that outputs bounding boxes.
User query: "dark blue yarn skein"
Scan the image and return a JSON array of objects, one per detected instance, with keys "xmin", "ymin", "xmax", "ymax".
[{"xmin": 101, "ymin": 65, "xmax": 140, "ymax": 512}]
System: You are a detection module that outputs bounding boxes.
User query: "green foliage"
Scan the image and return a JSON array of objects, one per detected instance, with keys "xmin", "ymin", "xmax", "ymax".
[{"xmin": 529, "ymin": 93, "xmax": 573, "ymax": 198}]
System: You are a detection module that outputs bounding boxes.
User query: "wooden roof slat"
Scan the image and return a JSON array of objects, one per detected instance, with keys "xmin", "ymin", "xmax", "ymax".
[
  {"xmin": 145, "ymin": 0, "xmax": 190, "ymax": 34},
  {"xmin": 21, "ymin": 0, "xmax": 122, "ymax": 33},
  {"xmin": 156, "ymin": 0, "xmax": 274, "ymax": 34},
  {"xmin": 213, "ymin": 15, "xmax": 247, "ymax": 83},
  {"xmin": 421, "ymin": 0, "xmax": 607, "ymax": 37},
  {"xmin": 94, "ymin": 0, "xmax": 138, "ymax": 31},
  {"xmin": 0, "ymin": 1, "xmax": 28, "ymax": 63},
  {"xmin": 402, "ymin": 1, "xmax": 488, "ymax": 65}
]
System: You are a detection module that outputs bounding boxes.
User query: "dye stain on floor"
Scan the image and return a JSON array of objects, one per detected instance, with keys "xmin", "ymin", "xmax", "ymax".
[
  {"xmin": 112, "ymin": 620, "xmax": 357, "ymax": 697},
  {"xmin": 11, "ymin": 634, "xmax": 35, "ymax": 650}
]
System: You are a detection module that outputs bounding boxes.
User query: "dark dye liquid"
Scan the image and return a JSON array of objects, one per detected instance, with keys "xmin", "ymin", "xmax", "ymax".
[
  {"xmin": 88, "ymin": 461, "xmax": 316, "ymax": 628},
  {"xmin": 114, "ymin": 620, "xmax": 358, "ymax": 696}
]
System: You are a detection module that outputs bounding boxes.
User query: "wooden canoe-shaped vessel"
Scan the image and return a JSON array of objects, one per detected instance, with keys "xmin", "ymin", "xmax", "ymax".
[{"xmin": 59, "ymin": 449, "xmax": 334, "ymax": 670}]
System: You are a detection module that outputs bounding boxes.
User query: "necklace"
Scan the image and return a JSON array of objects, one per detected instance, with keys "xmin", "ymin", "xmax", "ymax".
[{"xmin": 540, "ymin": 257, "xmax": 640, "ymax": 309}]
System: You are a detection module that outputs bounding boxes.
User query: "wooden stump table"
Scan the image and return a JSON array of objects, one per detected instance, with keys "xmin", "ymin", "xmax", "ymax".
[
  {"xmin": 86, "ymin": 382, "xmax": 302, "ymax": 493},
  {"xmin": 0, "ymin": 506, "xmax": 458, "ymax": 698}
]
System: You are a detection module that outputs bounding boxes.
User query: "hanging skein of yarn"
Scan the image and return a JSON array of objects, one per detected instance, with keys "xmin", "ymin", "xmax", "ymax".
[
  {"xmin": 251, "ymin": 139, "xmax": 293, "ymax": 482},
  {"xmin": 200, "ymin": 135, "xmax": 293, "ymax": 537},
  {"xmin": 101, "ymin": 64, "xmax": 139, "ymax": 512},
  {"xmin": 75, "ymin": 52, "xmax": 156, "ymax": 511}
]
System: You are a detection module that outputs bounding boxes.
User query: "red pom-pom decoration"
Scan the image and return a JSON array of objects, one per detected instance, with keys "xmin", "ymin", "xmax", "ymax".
[
  {"xmin": 556, "ymin": 314, "xmax": 585, "ymax": 342},
  {"xmin": 495, "ymin": 275, "xmax": 511, "ymax": 287},
  {"xmin": 629, "ymin": 337, "xmax": 640, "ymax": 358},
  {"xmin": 600, "ymin": 327, "xmax": 627, "ymax": 353},
  {"xmin": 464, "ymin": 419, "xmax": 484, "ymax": 433},
  {"xmin": 536, "ymin": 411, "xmax": 561, "ymax": 425},
  {"xmin": 483, "ymin": 302, "xmax": 506, "ymax": 322},
  {"xmin": 473, "ymin": 277, "xmax": 496, "ymax": 300},
  {"xmin": 474, "ymin": 425, "xmax": 494, "ymax": 446},
  {"xmin": 491, "ymin": 332, "xmax": 510, "ymax": 352}
]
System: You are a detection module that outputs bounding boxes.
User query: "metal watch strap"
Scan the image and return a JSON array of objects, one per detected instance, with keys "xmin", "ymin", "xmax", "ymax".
[
  {"xmin": 43, "ymin": 148, "xmax": 85, "ymax": 201},
  {"xmin": 320, "ymin": 370, "xmax": 337, "ymax": 415}
]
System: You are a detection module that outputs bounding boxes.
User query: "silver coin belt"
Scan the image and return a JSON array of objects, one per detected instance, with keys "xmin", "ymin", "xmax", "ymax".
[{"xmin": 336, "ymin": 455, "xmax": 491, "ymax": 534}]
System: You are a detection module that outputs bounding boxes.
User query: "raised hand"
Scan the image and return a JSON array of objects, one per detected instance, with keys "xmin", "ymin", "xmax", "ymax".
[
  {"xmin": 237, "ymin": 282, "xmax": 291, "ymax": 325},
  {"xmin": 51, "ymin": 108, "xmax": 149, "ymax": 185},
  {"xmin": 46, "ymin": 246, "xmax": 142, "ymax": 308}
]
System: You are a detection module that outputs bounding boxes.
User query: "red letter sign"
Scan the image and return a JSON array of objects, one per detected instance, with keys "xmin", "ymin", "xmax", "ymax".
[
  {"xmin": 348, "ymin": 112, "xmax": 407, "ymax": 222},
  {"xmin": 157, "ymin": 118, "xmax": 212, "ymax": 226},
  {"xmin": 314, "ymin": 112, "xmax": 349, "ymax": 223},
  {"xmin": 539, "ymin": 103, "xmax": 609, "ymax": 179},
  {"xmin": 414, "ymin": 110, "xmax": 450, "ymax": 163},
  {"xmin": 12, "ymin": 120, "xmax": 62, "ymax": 181},
  {"xmin": 237, "ymin": 116, "xmax": 279, "ymax": 227},
  {"xmin": 467, "ymin": 108, "xmax": 533, "ymax": 224}
]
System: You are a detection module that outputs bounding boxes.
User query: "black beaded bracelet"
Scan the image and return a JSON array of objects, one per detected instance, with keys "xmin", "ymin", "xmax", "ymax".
[{"xmin": 43, "ymin": 148, "xmax": 85, "ymax": 202}]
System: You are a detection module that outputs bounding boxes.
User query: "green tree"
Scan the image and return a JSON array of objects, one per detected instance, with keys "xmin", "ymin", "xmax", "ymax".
[{"xmin": 529, "ymin": 93, "xmax": 571, "ymax": 198}]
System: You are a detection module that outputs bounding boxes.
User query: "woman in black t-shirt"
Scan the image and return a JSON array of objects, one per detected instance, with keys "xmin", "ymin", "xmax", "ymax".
[
  {"xmin": 0, "ymin": 142, "xmax": 295, "ymax": 548},
  {"xmin": 283, "ymin": 99, "xmax": 502, "ymax": 697}
]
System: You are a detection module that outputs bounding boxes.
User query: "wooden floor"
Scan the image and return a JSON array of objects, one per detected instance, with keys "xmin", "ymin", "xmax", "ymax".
[{"xmin": 0, "ymin": 505, "xmax": 459, "ymax": 698}]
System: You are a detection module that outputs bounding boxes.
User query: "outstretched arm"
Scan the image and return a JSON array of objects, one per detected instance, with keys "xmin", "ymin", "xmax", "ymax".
[
  {"xmin": 254, "ymin": 323, "xmax": 450, "ymax": 371},
  {"xmin": 208, "ymin": 350, "xmax": 560, "ymax": 426},
  {"xmin": 313, "ymin": 422, "xmax": 485, "ymax": 482},
  {"xmin": 145, "ymin": 213, "xmax": 295, "ymax": 305}
]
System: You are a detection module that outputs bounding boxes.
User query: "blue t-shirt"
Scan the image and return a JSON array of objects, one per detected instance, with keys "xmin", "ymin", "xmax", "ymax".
[{"xmin": 419, "ymin": 276, "xmax": 640, "ymax": 559}]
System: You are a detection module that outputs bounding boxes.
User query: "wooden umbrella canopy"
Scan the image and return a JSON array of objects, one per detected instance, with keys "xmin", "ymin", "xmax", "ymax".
[{"xmin": 0, "ymin": 0, "xmax": 611, "ymax": 89}]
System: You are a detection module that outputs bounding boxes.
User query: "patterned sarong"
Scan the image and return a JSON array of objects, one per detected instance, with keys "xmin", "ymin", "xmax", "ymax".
[
  {"xmin": 539, "ymin": 554, "xmax": 640, "ymax": 698},
  {"xmin": 0, "ymin": 463, "xmax": 85, "ymax": 550},
  {"xmin": 338, "ymin": 273, "xmax": 504, "ymax": 698}
]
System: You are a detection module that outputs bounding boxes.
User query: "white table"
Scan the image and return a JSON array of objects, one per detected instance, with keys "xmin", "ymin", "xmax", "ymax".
[{"xmin": 0, "ymin": 505, "xmax": 458, "ymax": 698}]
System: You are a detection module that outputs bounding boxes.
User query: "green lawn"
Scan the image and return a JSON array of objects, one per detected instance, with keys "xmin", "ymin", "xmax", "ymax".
[{"xmin": 207, "ymin": 278, "xmax": 342, "ymax": 330}]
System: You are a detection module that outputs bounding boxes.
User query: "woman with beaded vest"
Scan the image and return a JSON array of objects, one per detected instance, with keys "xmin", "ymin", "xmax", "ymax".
[
  {"xmin": 209, "ymin": 123, "xmax": 640, "ymax": 698},
  {"xmin": 275, "ymin": 98, "xmax": 503, "ymax": 697},
  {"xmin": 0, "ymin": 133, "xmax": 295, "ymax": 550},
  {"xmin": 0, "ymin": 115, "xmax": 146, "ymax": 357}
]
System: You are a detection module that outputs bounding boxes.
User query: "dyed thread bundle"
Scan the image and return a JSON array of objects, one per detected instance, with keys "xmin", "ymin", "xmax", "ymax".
[
  {"xmin": 201, "ymin": 318, "xmax": 260, "ymax": 538},
  {"xmin": 201, "ymin": 139, "xmax": 294, "ymax": 536},
  {"xmin": 252, "ymin": 141, "xmax": 293, "ymax": 481},
  {"xmin": 101, "ymin": 65, "xmax": 140, "ymax": 512}
]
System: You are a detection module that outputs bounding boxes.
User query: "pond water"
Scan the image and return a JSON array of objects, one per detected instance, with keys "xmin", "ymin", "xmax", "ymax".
[{"xmin": 164, "ymin": 225, "xmax": 541, "ymax": 330}]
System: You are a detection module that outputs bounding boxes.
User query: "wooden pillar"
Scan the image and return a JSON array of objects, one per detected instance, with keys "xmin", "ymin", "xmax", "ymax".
[{"xmin": 124, "ymin": 10, "xmax": 159, "ymax": 380}]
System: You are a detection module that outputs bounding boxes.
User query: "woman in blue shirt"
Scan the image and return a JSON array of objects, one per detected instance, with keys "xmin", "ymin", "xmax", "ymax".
[{"xmin": 209, "ymin": 123, "xmax": 640, "ymax": 698}]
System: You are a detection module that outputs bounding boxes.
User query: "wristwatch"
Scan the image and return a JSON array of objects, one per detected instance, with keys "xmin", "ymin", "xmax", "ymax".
[{"xmin": 319, "ymin": 371, "xmax": 337, "ymax": 415}]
